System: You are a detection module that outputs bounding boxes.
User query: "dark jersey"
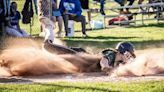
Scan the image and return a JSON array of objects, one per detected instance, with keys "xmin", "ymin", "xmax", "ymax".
[
  {"xmin": 102, "ymin": 48, "xmax": 117, "ymax": 67},
  {"xmin": 10, "ymin": 11, "xmax": 21, "ymax": 26}
]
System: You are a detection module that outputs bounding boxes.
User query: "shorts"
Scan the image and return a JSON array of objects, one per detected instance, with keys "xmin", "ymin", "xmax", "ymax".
[{"xmin": 53, "ymin": 9, "xmax": 61, "ymax": 17}]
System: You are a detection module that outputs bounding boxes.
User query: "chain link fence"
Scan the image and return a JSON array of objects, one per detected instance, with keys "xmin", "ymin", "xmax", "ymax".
[{"xmin": 8, "ymin": 0, "xmax": 92, "ymax": 35}]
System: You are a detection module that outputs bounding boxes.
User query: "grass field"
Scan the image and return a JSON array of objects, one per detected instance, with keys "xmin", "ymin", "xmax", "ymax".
[
  {"xmin": 1, "ymin": 0, "xmax": 164, "ymax": 91},
  {"xmin": 65, "ymin": 23, "xmax": 164, "ymax": 51},
  {"xmin": 14, "ymin": 0, "xmax": 164, "ymax": 51},
  {"xmin": 0, "ymin": 81, "xmax": 164, "ymax": 92}
]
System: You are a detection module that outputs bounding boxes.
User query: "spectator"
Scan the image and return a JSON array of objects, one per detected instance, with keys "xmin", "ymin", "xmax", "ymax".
[
  {"xmin": 59, "ymin": 0, "xmax": 88, "ymax": 37},
  {"xmin": 99, "ymin": 0, "xmax": 135, "ymax": 14},
  {"xmin": 79, "ymin": 0, "xmax": 89, "ymax": 9},
  {"xmin": 0, "ymin": 1, "xmax": 5, "ymax": 36},
  {"xmin": 39, "ymin": 17, "xmax": 55, "ymax": 42},
  {"xmin": 138, "ymin": 0, "xmax": 144, "ymax": 4},
  {"xmin": 114, "ymin": 0, "xmax": 135, "ymax": 13},
  {"xmin": 38, "ymin": 0, "xmax": 55, "ymax": 42},
  {"xmin": 51, "ymin": 0, "xmax": 63, "ymax": 38},
  {"xmin": 5, "ymin": 2, "xmax": 29, "ymax": 37},
  {"xmin": 33, "ymin": 0, "xmax": 38, "ymax": 15},
  {"xmin": 93, "ymin": 0, "xmax": 106, "ymax": 15},
  {"xmin": 138, "ymin": 0, "xmax": 147, "ymax": 12},
  {"xmin": 100, "ymin": 0, "xmax": 106, "ymax": 15}
]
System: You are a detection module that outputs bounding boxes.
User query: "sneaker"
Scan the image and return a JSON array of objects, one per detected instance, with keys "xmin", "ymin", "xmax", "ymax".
[
  {"xmin": 39, "ymin": 32, "xmax": 45, "ymax": 37},
  {"xmin": 82, "ymin": 34, "xmax": 88, "ymax": 38},
  {"xmin": 65, "ymin": 35, "xmax": 72, "ymax": 38},
  {"xmin": 100, "ymin": 10, "xmax": 106, "ymax": 15},
  {"xmin": 57, "ymin": 32, "xmax": 62, "ymax": 38}
]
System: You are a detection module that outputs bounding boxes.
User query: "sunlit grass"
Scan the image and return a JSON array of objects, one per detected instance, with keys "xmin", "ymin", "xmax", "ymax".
[
  {"xmin": 1, "ymin": 1, "xmax": 164, "ymax": 91},
  {"xmin": 0, "ymin": 81, "xmax": 164, "ymax": 92},
  {"xmin": 9, "ymin": 0, "xmax": 164, "ymax": 51}
]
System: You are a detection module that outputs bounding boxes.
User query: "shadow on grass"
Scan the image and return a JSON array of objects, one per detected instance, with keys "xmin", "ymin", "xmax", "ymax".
[
  {"xmin": 37, "ymin": 83, "xmax": 118, "ymax": 92},
  {"xmin": 126, "ymin": 23, "xmax": 164, "ymax": 28},
  {"xmin": 65, "ymin": 38, "xmax": 164, "ymax": 50},
  {"xmin": 68, "ymin": 36, "xmax": 139, "ymax": 40},
  {"xmin": 0, "ymin": 78, "xmax": 33, "ymax": 83}
]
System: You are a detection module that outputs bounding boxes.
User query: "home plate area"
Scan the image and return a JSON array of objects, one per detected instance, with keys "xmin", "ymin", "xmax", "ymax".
[{"xmin": 0, "ymin": 73, "xmax": 164, "ymax": 84}]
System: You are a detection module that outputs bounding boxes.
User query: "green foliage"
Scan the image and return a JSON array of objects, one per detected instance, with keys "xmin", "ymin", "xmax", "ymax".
[{"xmin": 13, "ymin": 0, "xmax": 164, "ymax": 53}]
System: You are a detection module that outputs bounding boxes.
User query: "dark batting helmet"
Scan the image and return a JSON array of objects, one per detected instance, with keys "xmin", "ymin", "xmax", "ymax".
[{"xmin": 115, "ymin": 42, "xmax": 136, "ymax": 58}]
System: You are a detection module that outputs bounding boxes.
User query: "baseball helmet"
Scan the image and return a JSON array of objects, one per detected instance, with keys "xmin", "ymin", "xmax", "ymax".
[{"xmin": 115, "ymin": 42, "xmax": 136, "ymax": 58}]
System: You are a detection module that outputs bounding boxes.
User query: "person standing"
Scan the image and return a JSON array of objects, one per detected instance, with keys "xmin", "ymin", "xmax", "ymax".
[
  {"xmin": 38, "ymin": 0, "xmax": 55, "ymax": 42},
  {"xmin": 33, "ymin": 0, "xmax": 38, "ymax": 14},
  {"xmin": 114, "ymin": 0, "xmax": 135, "ymax": 13},
  {"xmin": 100, "ymin": 0, "xmax": 106, "ymax": 15},
  {"xmin": 52, "ymin": 0, "xmax": 63, "ymax": 38}
]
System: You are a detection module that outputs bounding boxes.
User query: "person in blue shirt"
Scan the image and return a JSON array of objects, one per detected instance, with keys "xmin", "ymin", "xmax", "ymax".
[
  {"xmin": 10, "ymin": 3, "xmax": 21, "ymax": 29},
  {"xmin": 5, "ymin": 2, "xmax": 29, "ymax": 37},
  {"xmin": 59, "ymin": 0, "xmax": 87, "ymax": 37}
]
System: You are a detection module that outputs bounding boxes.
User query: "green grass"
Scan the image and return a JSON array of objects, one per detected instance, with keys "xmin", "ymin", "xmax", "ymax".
[
  {"xmin": 0, "ymin": 81, "xmax": 164, "ymax": 92},
  {"xmin": 3, "ymin": 1, "xmax": 164, "ymax": 91},
  {"xmin": 13, "ymin": 0, "xmax": 164, "ymax": 52},
  {"xmin": 64, "ymin": 23, "xmax": 164, "ymax": 53}
]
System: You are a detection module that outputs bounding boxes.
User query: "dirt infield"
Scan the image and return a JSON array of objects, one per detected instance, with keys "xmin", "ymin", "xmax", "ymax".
[
  {"xmin": 0, "ymin": 73, "xmax": 164, "ymax": 84},
  {"xmin": 1, "ymin": 48, "xmax": 164, "ymax": 84},
  {"xmin": 0, "ymin": 48, "xmax": 164, "ymax": 84},
  {"xmin": 0, "ymin": 38, "xmax": 164, "ymax": 84}
]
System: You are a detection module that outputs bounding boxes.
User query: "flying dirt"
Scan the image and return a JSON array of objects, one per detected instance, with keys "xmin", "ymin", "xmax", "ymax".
[
  {"xmin": 111, "ymin": 50, "xmax": 164, "ymax": 77},
  {"xmin": 0, "ymin": 37, "xmax": 101, "ymax": 76},
  {"xmin": 0, "ymin": 37, "xmax": 164, "ymax": 77}
]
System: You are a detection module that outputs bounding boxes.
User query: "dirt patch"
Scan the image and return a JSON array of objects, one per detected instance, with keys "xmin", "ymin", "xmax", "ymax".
[
  {"xmin": 0, "ymin": 73, "xmax": 164, "ymax": 84},
  {"xmin": 0, "ymin": 38, "xmax": 164, "ymax": 84}
]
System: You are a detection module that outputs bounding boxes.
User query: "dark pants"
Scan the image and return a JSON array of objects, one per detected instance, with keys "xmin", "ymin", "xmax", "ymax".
[
  {"xmin": 115, "ymin": 0, "xmax": 135, "ymax": 11},
  {"xmin": 100, "ymin": 0, "xmax": 105, "ymax": 12},
  {"xmin": 62, "ymin": 14, "xmax": 86, "ymax": 36},
  {"xmin": 33, "ymin": 0, "xmax": 38, "ymax": 14}
]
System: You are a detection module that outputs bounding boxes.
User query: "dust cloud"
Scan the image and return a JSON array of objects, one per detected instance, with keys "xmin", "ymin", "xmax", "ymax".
[
  {"xmin": 0, "ymin": 37, "xmax": 78, "ymax": 76},
  {"xmin": 111, "ymin": 49, "xmax": 164, "ymax": 77},
  {"xmin": 0, "ymin": 37, "xmax": 164, "ymax": 77},
  {"xmin": 0, "ymin": 37, "xmax": 101, "ymax": 76}
]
